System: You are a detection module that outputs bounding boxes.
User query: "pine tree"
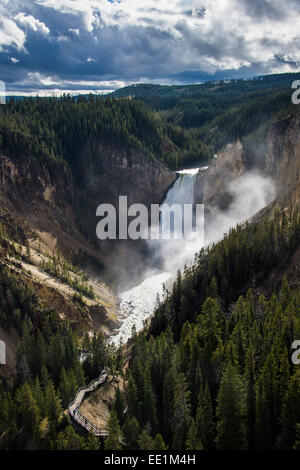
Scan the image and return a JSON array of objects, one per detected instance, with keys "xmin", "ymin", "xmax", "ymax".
[
  {"xmin": 32, "ymin": 376, "xmax": 45, "ymax": 417},
  {"xmin": 280, "ymin": 275, "xmax": 291, "ymax": 311},
  {"xmin": 105, "ymin": 411, "xmax": 123, "ymax": 450},
  {"xmin": 216, "ymin": 363, "xmax": 247, "ymax": 450},
  {"xmin": 186, "ymin": 419, "xmax": 203, "ymax": 450},
  {"xmin": 40, "ymin": 364, "xmax": 51, "ymax": 389},
  {"xmin": 294, "ymin": 423, "xmax": 300, "ymax": 450},
  {"xmin": 199, "ymin": 297, "xmax": 221, "ymax": 352},
  {"xmin": 196, "ymin": 382, "xmax": 215, "ymax": 450},
  {"xmin": 85, "ymin": 432, "xmax": 100, "ymax": 450},
  {"xmin": 127, "ymin": 375, "xmax": 138, "ymax": 418},
  {"xmin": 138, "ymin": 429, "xmax": 153, "ymax": 450},
  {"xmin": 255, "ymin": 351, "xmax": 280, "ymax": 449},
  {"xmin": 45, "ymin": 381, "xmax": 62, "ymax": 424},
  {"xmin": 172, "ymin": 373, "xmax": 191, "ymax": 450},
  {"xmin": 59, "ymin": 367, "xmax": 72, "ymax": 408},
  {"xmin": 279, "ymin": 346, "xmax": 290, "ymax": 400},
  {"xmin": 123, "ymin": 416, "xmax": 140, "ymax": 450},
  {"xmin": 198, "ymin": 297, "xmax": 222, "ymax": 386},
  {"xmin": 1, "ymin": 392, "xmax": 18, "ymax": 437},
  {"xmin": 141, "ymin": 368, "xmax": 159, "ymax": 434},
  {"xmin": 212, "ymin": 339, "xmax": 225, "ymax": 384},
  {"xmin": 56, "ymin": 425, "xmax": 85, "ymax": 450},
  {"xmin": 15, "ymin": 382, "xmax": 41, "ymax": 438},
  {"xmin": 206, "ymin": 276, "xmax": 218, "ymax": 299},
  {"xmin": 162, "ymin": 366, "xmax": 176, "ymax": 443},
  {"xmin": 278, "ymin": 371, "xmax": 300, "ymax": 449},
  {"xmin": 113, "ymin": 386, "xmax": 124, "ymax": 425},
  {"xmin": 244, "ymin": 343, "xmax": 256, "ymax": 449},
  {"xmin": 153, "ymin": 433, "xmax": 168, "ymax": 450}
]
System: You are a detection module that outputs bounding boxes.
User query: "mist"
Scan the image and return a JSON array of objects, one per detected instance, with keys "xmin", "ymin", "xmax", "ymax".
[
  {"xmin": 204, "ymin": 172, "xmax": 276, "ymax": 258},
  {"xmin": 149, "ymin": 171, "xmax": 276, "ymax": 273},
  {"xmin": 110, "ymin": 170, "xmax": 276, "ymax": 345}
]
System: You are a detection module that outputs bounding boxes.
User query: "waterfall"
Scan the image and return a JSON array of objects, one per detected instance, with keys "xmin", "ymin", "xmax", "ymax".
[
  {"xmin": 109, "ymin": 168, "xmax": 202, "ymax": 347},
  {"xmin": 110, "ymin": 167, "xmax": 276, "ymax": 347},
  {"xmin": 153, "ymin": 167, "xmax": 207, "ymax": 272},
  {"xmin": 164, "ymin": 170, "xmax": 198, "ymax": 207}
]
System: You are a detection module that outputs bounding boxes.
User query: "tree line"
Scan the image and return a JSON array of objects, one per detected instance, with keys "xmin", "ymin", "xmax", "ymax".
[{"xmin": 0, "ymin": 95, "xmax": 209, "ymax": 171}]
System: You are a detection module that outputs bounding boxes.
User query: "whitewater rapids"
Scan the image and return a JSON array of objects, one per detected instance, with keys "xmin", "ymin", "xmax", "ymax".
[{"xmin": 109, "ymin": 271, "xmax": 171, "ymax": 346}]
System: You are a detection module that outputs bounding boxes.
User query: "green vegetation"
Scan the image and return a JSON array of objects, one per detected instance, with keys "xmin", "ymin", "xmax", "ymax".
[
  {"xmin": 0, "ymin": 73, "xmax": 298, "ymax": 176},
  {"xmin": 1, "ymin": 73, "xmax": 300, "ymax": 450},
  {"xmin": 112, "ymin": 72, "xmax": 300, "ymax": 163},
  {"xmin": 104, "ymin": 208, "xmax": 300, "ymax": 450},
  {"xmin": 2, "ymin": 206, "xmax": 300, "ymax": 449},
  {"xmin": 0, "ymin": 263, "xmax": 112, "ymax": 449},
  {"xmin": 40, "ymin": 253, "xmax": 95, "ymax": 299},
  {"xmin": 0, "ymin": 95, "xmax": 209, "ymax": 171}
]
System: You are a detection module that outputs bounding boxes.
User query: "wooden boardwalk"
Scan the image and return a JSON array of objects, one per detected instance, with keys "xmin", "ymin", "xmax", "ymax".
[{"xmin": 68, "ymin": 368, "xmax": 109, "ymax": 437}]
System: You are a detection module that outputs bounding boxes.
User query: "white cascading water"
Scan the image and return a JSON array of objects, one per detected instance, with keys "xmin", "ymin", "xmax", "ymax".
[
  {"xmin": 155, "ymin": 167, "xmax": 205, "ymax": 271},
  {"xmin": 109, "ymin": 168, "xmax": 201, "ymax": 347},
  {"xmin": 109, "ymin": 271, "xmax": 171, "ymax": 346},
  {"xmin": 109, "ymin": 168, "xmax": 277, "ymax": 347},
  {"xmin": 164, "ymin": 167, "xmax": 199, "ymax": 206}
]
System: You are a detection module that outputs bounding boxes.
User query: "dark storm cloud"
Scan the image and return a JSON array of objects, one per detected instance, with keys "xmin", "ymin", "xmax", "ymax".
[{"xmin": 0, "ymin": 0, "xmax": 300, "ymax": 95}]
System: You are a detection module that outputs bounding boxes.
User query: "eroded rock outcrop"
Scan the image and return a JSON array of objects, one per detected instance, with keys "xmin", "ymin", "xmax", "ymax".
[
  {"xmin": 79, "ymin": 141, "xmax": 175, "ymax": 208},
  {"xmin": 264, "ymin": 112, "xmax": 300, "ymax": 205},
  {"xmin": 0, "ymin": 140, "xmax": 175, "ymax": 288},
  {"xmin": 194, "ymin": 111, "xmax": 300, "ymax": 213},
  {"xmin": 194, "ymin": 140, "xmax": 247, "ymax": 211}
]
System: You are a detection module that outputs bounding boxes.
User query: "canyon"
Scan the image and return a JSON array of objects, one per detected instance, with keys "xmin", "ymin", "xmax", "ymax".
[{"xmin": 2, "ymin": 110, "xmax": 300, "ymax": 371}]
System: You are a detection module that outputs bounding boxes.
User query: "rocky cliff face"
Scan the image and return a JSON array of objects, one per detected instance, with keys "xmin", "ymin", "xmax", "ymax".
[
  {"xmin": 264, "ymin": 111, "xmax": 300, "ymax": 206},
  {"xmin": 80, "ymin": 141, "xmax": 175, "ymax": 207},
  {"xmin": 0, "ymin": 140, "xmax": 175, "ymax": 287},
  {"xmin": 194, "ymin": 140, "xmax": 247, "ymax": 211},
  {"xmin": 194, "ymin": 111, "xmax": 300, "ymax": 213},
  {"xmin": 76, "ymin": 140, "xmax": 176, "ymax": 287}
]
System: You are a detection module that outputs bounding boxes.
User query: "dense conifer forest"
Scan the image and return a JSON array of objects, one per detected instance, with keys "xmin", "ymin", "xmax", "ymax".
[
  {"xmin": 111, "ymin": 73, "xmax": 300, "ymax": 157},
  {"xmin": 1, "ymin": 206, "xmax": 300, "ymax": 449},
  {"xmin": 0, "ymin": 74, "xmax": 300, "ymax": 450},
  {"xmin": 0, "ymin": 73, "xmax": 298, "ymax": 172},
  {"xmin": 117, "ymin": 209, "xmax": 300, "ymax": 450},
  {"xmin": 0, "ymin": 95, "xmax": 209, "ymax": 171}
]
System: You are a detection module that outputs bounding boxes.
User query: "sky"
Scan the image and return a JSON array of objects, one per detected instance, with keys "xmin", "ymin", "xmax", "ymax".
[{"xmin": 1, "ymin": 0, "xmax": 300, "ymax": 95}]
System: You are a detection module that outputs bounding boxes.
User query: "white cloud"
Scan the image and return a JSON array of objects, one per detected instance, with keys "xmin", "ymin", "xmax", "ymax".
[
  {"xmin": 34, "ymin": 0, "xmax": 300, "ymax": 74},
  {"xmin": 69, "ymin": 28, "xmax": 80, "ymax": 35},
  {"xmin": 10, "ymin": 57, "xmax": 19, "ymax": 63},
  {"xmin": 18, "ymin": 72, "xmax": 147, "ymax": 90},
  {"xmin": 14, "ymin": 12, "xmax": 50, "ymax": 35},
  {"xmin": 57, "ymin": 34, "xmax": 69, "ymax": 42},
  {"xmin": 19, "ymin": 72, "xmax": 60, "ymax": 87},
  {"xmin": 4, "ymin": 89, "xmax": 112, "ymax": 97},
  {"xmin": 0, "ymin": 16, "xmax": 26, "ymax": 51},
  {"xmin": 2, "ymin": 0, "xmax": 300, "ymax": 93},
  {"xmin": 9, "ymin": 71, "xmax": 182, "ymax": 95}
]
